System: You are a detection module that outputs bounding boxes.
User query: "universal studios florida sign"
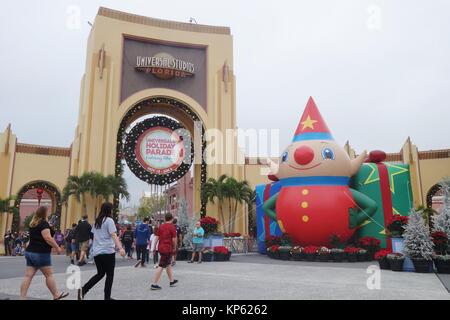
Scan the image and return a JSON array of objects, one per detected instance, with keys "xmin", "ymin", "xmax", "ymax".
[{"xmin": 135, "ymin": 52, "xmax": 195, "ymax": 80}]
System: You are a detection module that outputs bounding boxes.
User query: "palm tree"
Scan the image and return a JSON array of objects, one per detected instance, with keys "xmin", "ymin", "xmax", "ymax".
[
  {"xmin": 0, "ymin": 196, "xmax": 16, "ymax": 213},
  {"xmin": 63, "ymin": 172, "xmax": 130, "ymax": 220},
  {"xmin": 201, "ymin": 174, "xmax": 227, "ymax": 231},
  {"xmin": 89, "ymin": 172, "xmax": 110, "ymax": 217},
  {"xmin": 230, "ymin": 180, "xmax": 254, "ymax": 232},
  {"xmin": 416, "ymin": 204, "xmax": 437, "ymax": 230},
  {"xmin": 201, "ymin": 175, "xmax": 254, "ymax": 233},
  {"xmin": 0, "ymin": 196, "xmax": 19, "ymax": 231},
  {"xmin": 105, "ymin": 174, "xmax": 130, "ymax": 202},
  {"xmin": 62, "ymin": 173, "xmax": 93, "ymax": 217}
]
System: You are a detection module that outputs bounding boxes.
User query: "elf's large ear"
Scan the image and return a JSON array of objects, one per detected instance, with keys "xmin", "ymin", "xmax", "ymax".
[{"xmin": 350, "ymin": 150, "xmax": 367, "ymax": 176}]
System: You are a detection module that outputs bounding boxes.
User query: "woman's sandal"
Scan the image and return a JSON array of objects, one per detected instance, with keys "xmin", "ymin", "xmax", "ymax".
[{"xmin": 54, "ymin": 292, "xmax": 69, "ymax": 300}]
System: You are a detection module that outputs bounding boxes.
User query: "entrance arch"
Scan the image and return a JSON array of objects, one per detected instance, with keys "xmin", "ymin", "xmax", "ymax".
[
  {"xmin": 115, "ymin": 96, "xmax": 207, "ymax": 217},
  {"xmin": 427, "ymin": 183, "xmax": 445, "ymax": 210},
  {"xmin": 14, "ymin": 181, "xmax": 62, "ymax": 231}
]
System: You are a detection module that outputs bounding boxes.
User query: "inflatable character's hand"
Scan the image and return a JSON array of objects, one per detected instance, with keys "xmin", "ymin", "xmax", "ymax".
[{"xmin": 348, "ymin": 189, "xmax": 378, "ymax": 229}]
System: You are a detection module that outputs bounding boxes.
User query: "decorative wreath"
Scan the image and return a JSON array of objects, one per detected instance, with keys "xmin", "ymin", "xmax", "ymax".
[
  {"xmin": 14, "ymin": 181, "xmax": 62, "ymax": 230},
  {"xmin": 115, "ymin": 96, "xmax": 208, "ymax": 216},
  {"xmin": 123, "ymin": 116, "xmax": 194, "ymax": 185}
]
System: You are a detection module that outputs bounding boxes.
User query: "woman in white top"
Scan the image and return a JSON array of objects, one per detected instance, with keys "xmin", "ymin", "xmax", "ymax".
[{"xmin": 77, "ymin": 202, "xmax": 125, "ymax": 300}]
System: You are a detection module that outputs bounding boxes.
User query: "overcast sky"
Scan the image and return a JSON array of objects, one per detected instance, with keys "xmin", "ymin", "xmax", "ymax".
[{"xmin": 1, "ymin": 0, "xmax": 449, "ymax": 204}]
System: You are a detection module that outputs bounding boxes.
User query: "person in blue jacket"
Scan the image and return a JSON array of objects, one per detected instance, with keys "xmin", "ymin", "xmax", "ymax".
[{"xmin": 134, "ymin": 217, "xmax": 151, "ymax": 268}]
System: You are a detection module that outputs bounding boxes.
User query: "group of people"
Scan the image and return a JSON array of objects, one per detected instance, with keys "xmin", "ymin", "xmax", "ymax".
[
  {"xmin": 3, "ymin": 230, "xmax": 29, "ymax": 256},
  {"xmin": 19, "ymin": 201, "xmax": 207, "ymax": 299},
  {"xmin": 63, "ymin": 215, "xmax": 93, "ymax": 266},
  {"xmin": 119, "ymin": 218, "xmax": 183, "ymax": 269}
]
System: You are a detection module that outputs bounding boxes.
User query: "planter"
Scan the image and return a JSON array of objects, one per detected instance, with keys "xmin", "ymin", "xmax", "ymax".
[
  {"xmin": 202, "ymin": 252, "xmax": 214, "ymax": 262},
  {"xmin": 304, "ymin": 253, "xmax": 316, "ymax": 261},
  {"xmin": 347, "ymin": 254, "xmax": 358, "ymax": 262},
  {"xmin": 225, "ymin": 252, "xmax": 231, "ymax": 261},
  {"xmin": 389, "ymin": 259, "xmax": 405, "ymax": 272},
  {"xmin": 434, "ymin": 259, "xmax": 450, "ymax": 274},
  {"xmin": 279, "ymin": 251, "xmax": 291, "ymax": 260},
  {"xmin": 317, "ymin": 254, "xmax": 330, "ymax": 262},
  {"xmin": 267, "ymin": 251, "xmax": 280, "ymax": 259},
  {"xmin": 391, "ymin": 237, "xmax": 414, "ymax": 271},
  {"xmin": 332, "ymin": 252, "xmax": 345, "ymax": 262},
  {"xmin": 203, "ymin": 235, "xmax": 224, "ymax": 248},
  {"xmin": 176, "ymin": 249, "xmax": 188, "ymax": 261},
  {"xmin": 412, "ymin": 259, "xmax": 433, "ymax": 273},
  {"xmin": 378, "ymin": 258, "xmax": 390, "ymax": 270},
  {"xmin": 357, "ymin": 252, "xmax": 368, "ymax": 262},
  {"xmin": 214, "ymin": 253, "xmax": 226, "ymax": 261},
  {"xmin": 292, "ymin": 252, "xmax": 304, "ymax": 261}
]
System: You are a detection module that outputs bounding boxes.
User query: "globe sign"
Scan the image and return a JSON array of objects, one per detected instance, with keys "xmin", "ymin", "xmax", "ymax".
[{"xmin": 135, "ymin": 126, "xmax": 185, "ymax": 175}]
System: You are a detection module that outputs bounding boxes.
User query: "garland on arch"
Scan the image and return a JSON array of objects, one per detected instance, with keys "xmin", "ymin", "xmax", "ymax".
[{"xmin": 115, "ymin": 97, "xmax": 207, "ymax": 216}]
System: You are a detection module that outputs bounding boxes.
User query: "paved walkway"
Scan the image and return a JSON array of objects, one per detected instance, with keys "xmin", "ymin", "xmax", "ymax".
[{"xmin": 0, "ymin": 254, "xmax": 448, "ymax": 300}]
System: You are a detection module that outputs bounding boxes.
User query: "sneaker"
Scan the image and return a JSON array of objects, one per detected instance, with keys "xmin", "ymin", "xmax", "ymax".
[
  {"xmin": 151, "ymin": 284, "xmax": 162, "ymax": 290},
  {"xmin": 170, "ymin": 280, "xmax": 178, "ymax": 287},
  {"xmin": 153, "ymin": 265, "xmax": 159, "ymax": 269},
  {"xmin": 197, "ymin": 261, "xmax": 202, "ymax": 264},
  {"xmin": 77, "ymin": 289, "xmax": 84, "ymax": 300},
  {"xmin": 141, "ymin": 263, "xmax": 146, "ymax": 268},
  {"xmin": 78, "ymin": 261, "xmax": 86, "ymax": 267},
  {"xmin": 134, "ymin": 261, "xmax": 142, "ymax": 268},
  {"xmin": 70, "ymin": 259, "xmax": 74, "ymax": 265},
  {"xmin": 187, "ymin": 260, "xmax": 194, "ymax": 263}
]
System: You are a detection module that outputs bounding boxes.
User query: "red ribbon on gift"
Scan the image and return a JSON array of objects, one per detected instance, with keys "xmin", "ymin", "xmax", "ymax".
[{"xmin": 367, "ymin": 150, "xmax": 393, "ymax": 251}]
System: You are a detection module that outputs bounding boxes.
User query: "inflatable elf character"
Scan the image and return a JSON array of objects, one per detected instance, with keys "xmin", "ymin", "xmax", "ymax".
[{"xmin": 263, "ymin": 97, "xmax": 377, "ymax": 246}]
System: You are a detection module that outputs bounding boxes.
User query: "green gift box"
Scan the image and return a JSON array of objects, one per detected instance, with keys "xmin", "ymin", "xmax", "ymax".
[{"xmin": 350, "ymin": 161, "xmax": 413, "ymax": 249}]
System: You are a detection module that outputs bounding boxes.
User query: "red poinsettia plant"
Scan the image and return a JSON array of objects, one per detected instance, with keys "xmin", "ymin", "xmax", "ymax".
[
  {"xmin": 374, "ymin": 249, "xmax": 392, "ymax": 261},
  {"xmin": 200, "ymin": 216, "xmax": 220, "ymax": 236},
  {"xmin": 224, "ymin": 232, "xmax": 241, "ymax": 238},
  {"xmin": 213, "ymin": 246, "xmax": 230, "ymax": 255},
  {"xmin": 387, "ymin": 215, "xmax": 409, "ymax": 237},
  {"xmin": 344, "ymin": 246, "xmax": 360, "ymax": 255},
  {"xmin": 267, "ymin": 245, "xmax": 280, "ymax": 253},
  {"xmin": 431, "ymin": 231, "xmax": 448, "ymax": 255},
  {"xmin": 303, "ymin": 246, "xmax": 319, "ymax": 255},
  {"xmin": 356, "ymin": 236, "xmax": 381, "ymax": 258}
]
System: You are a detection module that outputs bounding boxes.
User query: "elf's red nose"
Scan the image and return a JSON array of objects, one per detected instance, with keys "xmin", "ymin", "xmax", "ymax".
[{"xmin": 294, "ymin": 146, "xmax": 315, "ymax": 165}]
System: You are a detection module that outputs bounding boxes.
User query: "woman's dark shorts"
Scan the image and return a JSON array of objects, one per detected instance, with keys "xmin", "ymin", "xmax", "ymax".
[{"xmin": 25, "ymin": 251, "xmax": 51, "ymax": 268}]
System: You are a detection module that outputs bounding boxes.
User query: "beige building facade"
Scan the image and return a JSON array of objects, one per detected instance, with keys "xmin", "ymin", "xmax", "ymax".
[{"xmin": 1, "ymin": 8, "xmax": 450, "ymax": 255}]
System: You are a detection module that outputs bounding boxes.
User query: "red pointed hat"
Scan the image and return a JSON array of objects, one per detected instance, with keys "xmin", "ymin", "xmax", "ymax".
[{"xmin": 292, "ymin": 97, "xmax": 333, "ymax": 142}]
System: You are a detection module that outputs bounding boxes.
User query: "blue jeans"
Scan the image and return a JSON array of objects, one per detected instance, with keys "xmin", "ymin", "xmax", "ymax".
[
  {"xmin": 124, "ymin": 243, "xmax": 132, "ymax": 258},
  {"xmin": 25, "ymin": 251, "xmax": 51, "ymax": 268}
]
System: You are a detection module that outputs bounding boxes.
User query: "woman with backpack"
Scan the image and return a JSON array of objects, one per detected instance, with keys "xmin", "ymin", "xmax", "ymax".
[{"xmin": 121, "ymin": 225, "xmax": 134, "ymax": 259}]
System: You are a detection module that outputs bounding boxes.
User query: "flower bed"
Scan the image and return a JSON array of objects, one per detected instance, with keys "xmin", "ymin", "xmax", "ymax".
[
  {"xmin": 213, "ymin": 246, "xmax": 231, "ymax": 261},
  {"xmin": 387, "ymin": 215, "xmax": 409, "ymax": 238},
  {"xmin": 374, "ymin": 249, "xmax": 392, "ymax": 269},
  {"xmin": 434, "ymin": 255, "xmax": 450, "ymax": 274},
  {"xmin": 266, "ymin": 245, "xmax": 280, "ymax": 259},
  {"xmin": 356, "ymin": 236, "xmax": 381, "ymax": 260},
  {"xmin": 224, "ymin": 232, "xmax": 242, "ymax": 238},
  {"xmin": 387, "ymin": 253, "xmax": 405, "ymax": 271},
  {"xmin": 344, "ymin": 246, "xmax": 360, "ymax": 262}
]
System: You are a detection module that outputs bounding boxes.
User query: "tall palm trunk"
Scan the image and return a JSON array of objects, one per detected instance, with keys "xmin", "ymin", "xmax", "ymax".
[
  {"xmin": 219, "ymin": 202, "xmax": 226, "ymax": 233},
  {"xmin": 228, "ymin": 197, "xmax": 233, "ymax": 233},
  {"xmin": 233, "ymin": 199, "xmax": 239, "ymax": 233}
]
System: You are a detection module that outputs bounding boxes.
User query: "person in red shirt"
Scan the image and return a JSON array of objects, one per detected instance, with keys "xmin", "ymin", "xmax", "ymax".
[{"xmin": 151, "ymin": 213, "xmax": 178, "ymax": 290}]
